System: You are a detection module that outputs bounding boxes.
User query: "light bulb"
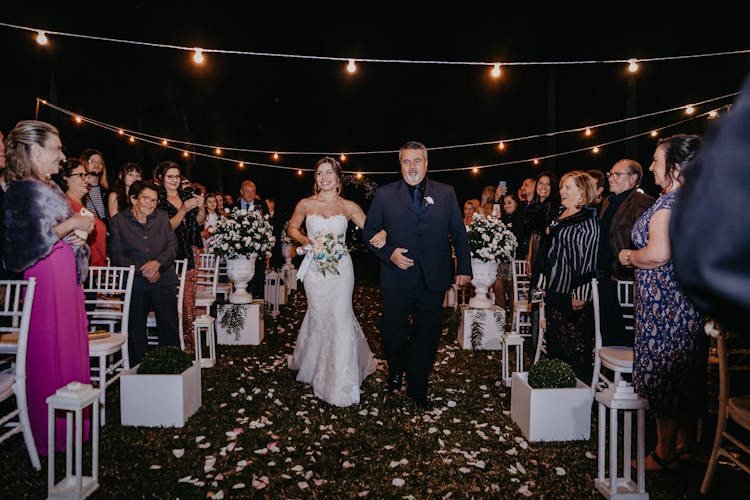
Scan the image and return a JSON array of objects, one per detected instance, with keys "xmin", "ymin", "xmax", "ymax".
[
  {"xmin": 685, "ymin": 105, "xmax": 695, "ymax": 115},
  {"xmin": 339, "ymin": 153, "xmax": 347, "ymax": 161},
  {"xmin": 347, "ymin": 59, "xmax": 357, "ymax": 74},
  {"xmin": 215, "ymin": 148, "xmax": 222, "ymax": 155},
  {"xmin": 650, "ymin": 130, "xmax": 658, "ymax": 138},
  {"xmin": 584, "ymin": 127, "xmax": 592, "ymax": 137},
  {"xmin": 161, "ymin": 139, "xmax": 168, "ymax": 146},
  {"xmin": 273, "ymin": 152, "xmax": 279, "ymax": 161},
  {"xmin": 36, "ymin": 31, "xmax": 48, "ymax": 45},
  {"xmin": 491, "ymin": 63, "xmax": 502, "ymax": 78},
  {"xmin": 627, "ymin": 58, "xmax": 639, "ymax": 73},
  {"xmin": 498, "ymin": 141, "xmax": 506, "ymax": 151},
  {"xmin": 193, "ymin": 48, "xmax": 204, "ymax": 64},
  {"xmin": 297, "ymin": 169, "xmax": 303, "ymax": 176},
  {"xmin": 592, "ymin": 146, "xmax": 600, "ymax": 154}
]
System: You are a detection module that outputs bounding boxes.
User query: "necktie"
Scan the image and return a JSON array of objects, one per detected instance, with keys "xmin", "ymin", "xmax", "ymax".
[{"xmin": 413, "ymin": 188, "xmax": 421, "ymax": 212}]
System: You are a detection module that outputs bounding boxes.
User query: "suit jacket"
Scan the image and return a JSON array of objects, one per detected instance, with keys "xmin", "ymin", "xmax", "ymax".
[
  {"xmin": 236, "ymin": 197, "xmax": 269, "ymax": 215},
  {"xmin": 671, "ymin": 72, "xmax": 750, "ymax": 336},
  {"xmin": 363, "ymin": 178, "xmax": 471, "ymax": 293},
  {"xmin": 600, "ymin": 189, "xmax": 654, "ymax": 279}
]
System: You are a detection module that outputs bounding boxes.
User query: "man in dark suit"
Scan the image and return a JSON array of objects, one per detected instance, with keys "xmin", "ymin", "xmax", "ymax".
[
  {"xmin": 237, "ymin": 180, "xmax": 269, "ymax": 299},
  {"xmin": 364, "ymin": 141, "xmax": 471, "ymax": 407},
  {"xmin": 671, "ymin": 73, "xmax": 750, "ymax": 337},
  {"xmin": 597, "ymin": 159, "xmax": 654, "ymax": 346}
]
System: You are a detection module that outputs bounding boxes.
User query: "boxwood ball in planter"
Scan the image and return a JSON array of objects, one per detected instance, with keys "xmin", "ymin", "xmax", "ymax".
[{"xmin": 527, "ymin": 358, "xmax": 577, "ymax": 389}]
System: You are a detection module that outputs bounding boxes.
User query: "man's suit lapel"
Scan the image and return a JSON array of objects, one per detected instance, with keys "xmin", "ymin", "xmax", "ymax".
[{"xmin": 398, "ymin": 182, "xmax": 418, "ymax": 214}]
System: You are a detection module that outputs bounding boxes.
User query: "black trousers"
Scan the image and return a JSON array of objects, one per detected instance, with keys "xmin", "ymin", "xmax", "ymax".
[
  {"xmin": 381, "ymin": 281, "xmax": 444, "ymax": 400},
  {"xmin": 248, "ymin": 257, "xmax": 265, "ymax": 299},
  {"xmin": 129, "ymin": 285, "xmax": 180, "ymax": 366},
  {"xmin": 598, "ymin": 275, "xmax": 631, "ymax": 347}
]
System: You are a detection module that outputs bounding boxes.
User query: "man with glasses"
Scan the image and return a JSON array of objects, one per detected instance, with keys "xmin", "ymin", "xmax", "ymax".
[
  {"xmin": 109, "ymin": 180, "xmax": 180, "ymax": 365},
  {"xmin": 597, "ymin": 159, "xmax": 654, "ymax": 346}
]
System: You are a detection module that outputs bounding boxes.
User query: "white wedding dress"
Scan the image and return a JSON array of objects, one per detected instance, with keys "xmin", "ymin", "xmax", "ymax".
[{"xmin": 288, "ymin": 214, "xmax": 378, "ymax": 406}]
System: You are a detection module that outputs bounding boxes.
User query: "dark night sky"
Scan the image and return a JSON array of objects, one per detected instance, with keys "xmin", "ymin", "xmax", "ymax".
[{"xmin": 2, "ymin": 4, "xmax": 749, "ymax": 213}]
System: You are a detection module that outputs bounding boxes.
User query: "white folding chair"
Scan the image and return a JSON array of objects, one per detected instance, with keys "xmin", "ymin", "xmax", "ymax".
[
  {"xmin": 84, "ymin": 265, "xmax": 135, "ymax": 426},
  {"xmin": 592, "ymin": 278, "xmax": 635, "ymax": 394},
  {"xmin": 147, "ymin": 259, "xmax": 187, "ymax": 349},
  {"xmin": 511, "ymin": 259, "xmax": 532, "ymax": 335},
  {"xmin": 195, "ymin": 252, "xmax": 220, "ymax": 317},
  {"xmin": 0, "ymin": 278, "xmax": 41, "ymax": 470}
]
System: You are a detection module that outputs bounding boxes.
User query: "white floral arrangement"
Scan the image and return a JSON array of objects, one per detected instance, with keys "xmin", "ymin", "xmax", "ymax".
[
  {"xmin": 207, "ymin": 207, "xmax": 276, "ymax": 259},
  {"xmin": 280, "ymin": 220, "xmax": 294, "ymax": 247},
  {"xmin": 466, "ymin": 213, "xmax": 518, "ymax": 262}
]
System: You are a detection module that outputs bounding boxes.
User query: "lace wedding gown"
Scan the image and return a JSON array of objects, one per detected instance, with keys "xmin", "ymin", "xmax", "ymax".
[{"xmin": 288, "ymin": 214, "xmax": 378, "ymax": 406}]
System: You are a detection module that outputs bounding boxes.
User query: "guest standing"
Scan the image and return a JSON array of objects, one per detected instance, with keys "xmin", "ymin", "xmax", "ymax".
[
  {"xmin": 236, "ymin": 180, "xmax": 269, "ymax": 298},
  {"xmin": 55, "ymin": 159, "xmax": 107, "ymax": 266},
  {"xmin": 108, "ymin": 162, "xmax": 143, "ymax": 218},
  {"xmin": 109, "ymin": 180, "xmax": 180, "ymax": 365},
  {"xmin": 541, "ymin": 171, "xmax": 599, "ymax": 382},
  {"xmin": 2, "ymin": 120, "xmax": 94, "ymax": 455},
  {"xmin": 81, "ymin": 148, "xmax": 109, "ymax": 226},
  {"xmin": 618, "ymin": 134, "xmax": 707, "ymax": 471},
  {"xmin": 155, "ymin": 161, "xmax": 205, "ymax": 353},
  {"xmin": 494, "ymin": 192, "xmax": 526, "ymax": 326}
]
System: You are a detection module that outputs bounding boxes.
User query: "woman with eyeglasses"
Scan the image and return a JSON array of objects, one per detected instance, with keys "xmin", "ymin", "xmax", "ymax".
[
  {"xmin": 108, "ymin": 162, "xmax": 143, "ymax": 218},
  {"xmin": 80, "ymin": 149, "xmax": 110, "ymax": 226},
  {"xmin": 155, "ymin": 161, "xmax": 205, "ymax": 353},
  {"xmin": 54, "ymin": 159, "xmax": 107, "ymax": 266},
  {"xmin": 2, "ymin": 120, "xmax": 95, "ymax": 455}
]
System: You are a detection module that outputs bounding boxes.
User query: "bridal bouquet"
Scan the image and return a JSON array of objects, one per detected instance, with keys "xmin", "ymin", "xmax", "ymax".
[
  {"xmin": 312, "ymin": 232, "xmax": 349, "ymax": 276},
  {"xmin": 467, "ymin": 213, "xmax": 518, "ymax": 262},
  {"xmin": 207, "ymin": 207, "xmax": 276, "ymax": 259}
]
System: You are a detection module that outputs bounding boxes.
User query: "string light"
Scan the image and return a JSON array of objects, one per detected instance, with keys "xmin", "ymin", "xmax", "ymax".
[
  {"xmin": 584, "ymin": 127, "xmax": 592, "ymax": 137},
  {"xmin": 35, "ymin": 30, "xmax": 47, "ymax": 45},
  {"xmin": 3, "ymin": 22, "xmax": 746, "ymax": 68},
  {"xmin": 347, "ymin": 59, "xmax": 357, "ymax": 73},
  {"xmin": 214, "ymin": 147, "xmax": 222, "ymax": 155},
  {"xmin": 356, "ymin": 172, "xmax": 363, "ymax": 179},
  {"xmin": 627, "ymin": 58, "xmax": 639, "ymax": 73},
  {"xmin": 339, "ymin": 153, "xmax": 347, "ymax": 162},
  {"xmin": 592, "ymin": 146, "xmax": 600, "ymax": 154},
  {"xmin": 74, "ymin": 115, "xmax": 82, "ymax": 124},
  {"xmin": 272, "ymin": 152, "xmax": 279, "ymax": 161},
  {"xmin": 128, "ymin": 136, "xmax": 136, "ymax": 143},
  {"xmin": 497, "ymin": 141, "xmax": 506, "ymax": 151},
  {"xmin": 491, "ymin": 63, "xmax": 502, "ymax": 78},
  {"xmin": 193, "ymin": 48, "xmax": 204, "ymax": 64},
  {"xmin": 685, "ymin": 104, "xmax": 696, "ymax": 115},
  {"xmin": 161, "ymin": 139, "xmax": 168, "ymax": 146},
  {"xmin": 238, "ymin": 162, "xmax": 245, "ymax": 169},
  {"xmin": 37, "ymin": 98, "xmax": 729, "ymax": 175},
  {"xmin": 472, "ymin": 167, "xmax": 479, "ymax": 174},
  {"xmin": 708, "ymin": 110, "xmax": 718, "ymax": 119}
]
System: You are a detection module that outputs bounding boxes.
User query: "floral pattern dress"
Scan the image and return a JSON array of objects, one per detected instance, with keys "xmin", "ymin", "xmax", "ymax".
[{"xmin": 631, "ymin": 190, "xmax": 707, "ymax": 417}]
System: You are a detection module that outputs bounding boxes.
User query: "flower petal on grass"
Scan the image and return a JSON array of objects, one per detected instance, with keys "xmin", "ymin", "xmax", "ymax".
[
  {"xmin": 555, "ymin": 467, "xmax": 566, "ymax": 476},
  {"xmin": 392, "ymin": 478, "xmax": 405, "ymax": 487},
  {"xmin": 172, "ymin": 449, "xmax": 185, "ymax": 458}
]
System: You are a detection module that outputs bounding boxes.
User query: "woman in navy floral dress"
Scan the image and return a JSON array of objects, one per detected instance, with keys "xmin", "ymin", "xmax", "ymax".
[{"xmin": 618, "ymin": 134, "xmax": 707, "ymax": 472}]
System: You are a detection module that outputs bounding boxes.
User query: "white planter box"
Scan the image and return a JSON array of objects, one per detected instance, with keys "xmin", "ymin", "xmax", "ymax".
[
  {"xmin": 120, "ymin": 361, "xmax": 202, "ymax": 427},
  {"xmin": 457, "ymin": 306, "xmax": 505, "ymax": 350},
  {"xmin": 510, "ymin": 372, "xmax": 593, "ymax": 442},
  {"xmin": 216, "ymin": 300, "xmax": 264, "ymax": 345}
]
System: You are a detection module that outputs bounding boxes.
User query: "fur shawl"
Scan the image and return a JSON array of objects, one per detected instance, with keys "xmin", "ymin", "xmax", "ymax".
[{"xmin": 3, "ymin": 179, "xmax": 90, "ymax": 283}]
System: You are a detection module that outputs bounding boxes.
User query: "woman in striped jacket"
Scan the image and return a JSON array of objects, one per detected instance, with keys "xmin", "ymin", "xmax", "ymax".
[{"xmin": 540, "ymin": 170, "xmax": 600, "ymax": 382}]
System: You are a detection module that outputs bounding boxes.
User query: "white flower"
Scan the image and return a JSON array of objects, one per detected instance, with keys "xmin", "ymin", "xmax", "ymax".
[
  {"xmin": 466, "ymin": 213, "xmax": 517, "ymax": 262},
  {"xmin": 424, "ymin": 196, "xmax": 434, "ymax": 206},
  {"xmin": 207, "ymin": 207, "xmax": 276, "ymax": 260}
]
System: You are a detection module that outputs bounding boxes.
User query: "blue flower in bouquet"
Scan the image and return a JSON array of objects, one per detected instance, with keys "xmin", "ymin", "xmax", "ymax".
[{"xmin": 312, "ymin": 232, "xmax": 349, "ymax": 276}]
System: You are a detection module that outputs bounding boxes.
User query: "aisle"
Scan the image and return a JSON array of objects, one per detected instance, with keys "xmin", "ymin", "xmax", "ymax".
[{"xmin": 0, "ymin": 282, "xmax": 747, "ymax": 498}]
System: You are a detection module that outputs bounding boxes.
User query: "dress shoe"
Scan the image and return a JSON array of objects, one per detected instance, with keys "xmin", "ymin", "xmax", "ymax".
[
  {"xmin": 406, "ymin": 391, "xmax": 432, "ymax": 409},
  {"xmin": 387, "ymin": 372, "xmax": 403, "ymax": 391}
]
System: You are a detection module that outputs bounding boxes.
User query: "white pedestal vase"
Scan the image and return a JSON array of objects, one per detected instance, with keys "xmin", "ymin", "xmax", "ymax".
[
  {"xmin": 225, "ymin": 254, "xmax": 256, "ymax": 304},
  {"xmin": 469, "ymin": 259, "xmax": 498, "ymax": 308}
]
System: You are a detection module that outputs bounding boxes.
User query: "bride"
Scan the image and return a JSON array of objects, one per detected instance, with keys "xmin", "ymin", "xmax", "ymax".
[{"xmin": 287, "ymin": 157, "xmax": 386, "ymax": 406}]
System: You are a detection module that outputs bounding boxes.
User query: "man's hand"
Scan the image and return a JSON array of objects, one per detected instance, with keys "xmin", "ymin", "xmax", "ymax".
[
  {"xmin": 146, "ymin": 271, "xmax": 161, "ymax": 283},
  {"xmin": 455, "ymin": 274, "xmax": 471, "ymax": 286},
  {"xmin": 140, "ymin": 260, "xmax": 161, "ymax": 281},
  {"xmin": 390, "ymin": 248, "xmax": 414, "ymax": 270}
]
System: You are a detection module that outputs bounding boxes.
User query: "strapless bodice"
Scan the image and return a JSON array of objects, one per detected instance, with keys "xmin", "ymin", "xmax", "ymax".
[{"xmin": 305, "ymin": 214, "xmax": 348, "ymax": 241}]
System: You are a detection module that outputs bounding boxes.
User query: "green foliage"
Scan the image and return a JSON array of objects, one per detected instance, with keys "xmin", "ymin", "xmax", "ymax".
[
  {"xmin": 218, "ymin": 303, "xmax": 248, "ymax": 341},
  {"xmin": 527, "ymin": 358, "xmax": 577, "ymax": 388},
  {"xmin": 138, "ymin": 346, "xmax": 193, "ymax": 375},
  {"xmin": 470, "ymin": 310, "xmax": 486, "ymax": 349},
  {"xmin": 444, "ymin": 307, "xmax": 462, "ymax": 338}
]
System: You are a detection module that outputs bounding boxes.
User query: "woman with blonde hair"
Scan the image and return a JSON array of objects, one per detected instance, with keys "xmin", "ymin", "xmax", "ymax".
[{"xmin": 540, "ymin": 170, "xmax": 599, "ymax": 382}]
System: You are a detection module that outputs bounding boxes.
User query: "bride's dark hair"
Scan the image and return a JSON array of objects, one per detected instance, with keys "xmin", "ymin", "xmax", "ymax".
[{"xmin": 313, "ymin": 156, "xmax": 342, "ymax": 195}]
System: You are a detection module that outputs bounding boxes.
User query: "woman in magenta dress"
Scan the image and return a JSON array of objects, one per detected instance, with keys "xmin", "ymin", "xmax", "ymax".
[{"xmin": 3, "ymin": 120, "xmax": 95, "ymax": 455}]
